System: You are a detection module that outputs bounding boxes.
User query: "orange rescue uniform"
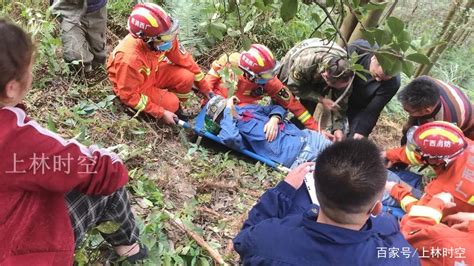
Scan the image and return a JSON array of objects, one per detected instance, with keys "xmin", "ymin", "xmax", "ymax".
[
  {"xmin": 386, "ymin": 140, "xmax": 474, "ymax": 214},
  {"xmin": 205, "ymin": 54, "xmax": 319, "ymax": 130},
  {"xmin": 107, "ymin": 35, "xmax": 210, "ymax": 118},
  {"xmin": 389, "ymin": 184, "xmax": 474, "ymax": 266}
]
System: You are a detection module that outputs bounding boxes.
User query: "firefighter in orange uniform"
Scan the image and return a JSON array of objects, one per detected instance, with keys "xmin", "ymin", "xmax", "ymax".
[
  {"xmin": 107, "ymin": 3, "xmax": 212, "ymax": 124},
  {"xmin": 384, "ymin": 121, "xmax": 474, "ymax": 215},
  {"xmin": 385, "ymin": 183, "xmax": 474, "ymax": 266},
  {"xmin": 204, "ymin": 45, "xmax": 320, "ymax": 132}
]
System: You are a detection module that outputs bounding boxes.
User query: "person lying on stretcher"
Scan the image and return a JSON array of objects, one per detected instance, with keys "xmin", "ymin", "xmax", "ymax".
[
  {"xmin": 204, "ymin": 95, "xmax": 423, "ymax": 212},
  {"xmin": 204, "ymin": 95, "xmax": 332, "ymax": 169}
]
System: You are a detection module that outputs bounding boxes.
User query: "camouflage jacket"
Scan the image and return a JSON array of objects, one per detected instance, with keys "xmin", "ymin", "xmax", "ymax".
[{"xmin": 278, "ymin": 38, "xmax": 350, "ymax": 130}]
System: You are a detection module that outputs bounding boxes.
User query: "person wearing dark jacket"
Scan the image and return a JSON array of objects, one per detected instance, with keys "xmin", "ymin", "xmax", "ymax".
[
  {"xmin": 347, "ymin": 39, "xmax": 401, "ymax": 138},
  {"xmin": 398, "ymin": 75, "xmax": 474, "ymax": 143},
  {"xmin": 233, "ymin": 139, "xmax": 420, "ymax": 265}
]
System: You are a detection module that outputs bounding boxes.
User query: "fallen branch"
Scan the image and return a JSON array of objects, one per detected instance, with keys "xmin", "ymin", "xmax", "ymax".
[
  {"xmin": 197, "ymin": 207, "xmax": 224, "ymax": 219},
  {"xmin": 224, "ymin": 239, "xmax": 234, "ymax": 257},
  {"xmin": 238, "ymin": 188, "xmax": 261, "ymax": 198},
  {"xmin": 198, "ymin": 181, "xmax": 238, "ymax": 191},
  {"xmin": 164, "ymin": 210, "xmax": 225, "ymax": 265}
]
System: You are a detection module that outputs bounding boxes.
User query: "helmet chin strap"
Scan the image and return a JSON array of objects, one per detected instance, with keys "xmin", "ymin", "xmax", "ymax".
[{"xmin": 421, "ymin": 155, "xmax": 454, "ymax": 169}]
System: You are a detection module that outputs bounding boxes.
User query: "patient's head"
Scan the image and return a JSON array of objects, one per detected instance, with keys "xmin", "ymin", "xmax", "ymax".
[
  {"xmin": 205, "ymin": 95, "xmax": 227, "ymax": 134},
  {"xmin": 314, "ymin": 139, "xmax": 386, "ymax": 224}
]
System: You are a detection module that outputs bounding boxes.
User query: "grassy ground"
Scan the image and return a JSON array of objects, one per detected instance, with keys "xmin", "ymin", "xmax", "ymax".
[
  {"xmin": 6, "ymin": 4, "xmax": 285, "ymax": 264},
  {"xmin": 26, "ymin": 29, "xmax": 402, "ymax": 266},
  {"xmin": 2, "ymin": 0, "xmax": 472, "ymax": 265}
]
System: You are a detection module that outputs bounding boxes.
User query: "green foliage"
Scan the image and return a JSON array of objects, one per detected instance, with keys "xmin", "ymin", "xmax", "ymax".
[
  {"xmin": 73, "ymin": 95, "xmax": 116, "ymax": 116},
  {"xmin": 1, "ymin": 2, "xmax": 70, "ymax": 86},
  {"xmin": 280, "ymin": 0, "xmax": 298, "ymax": 22},
  {"xmin": 96, "ymin": 221, "xmax": 121, "ymax": 234},
  {"xmin": 107, "ymin": 0, "xmax": 136, "ymax": 24},
  {"xmin": 365, "ymin": 1, "xmax": 387, "ymax": 11},
  {"xmin": 164, "ymin": 0, "xmax": 212, "ymax": 56},
  {"xmin": 431, "ymin": 45, "xmax": 474, "ymax": 100},
  {"xmin": 362, "ymin": 16, "xmax": 429, "ymax": 77},
  {"xmin": 180, "ymin": 0, "xmax": 326, "ymax": 58},
  {"xmin": 188, "ymin": 145, "xmax": 283, "ymax": 187},
  {"xmin": 7, "ymin": 0, "xmax": 468, "ymax": 265},
  {"xmin": 217, "ymin": 63, "xmax": 243, "ymax": 97}
]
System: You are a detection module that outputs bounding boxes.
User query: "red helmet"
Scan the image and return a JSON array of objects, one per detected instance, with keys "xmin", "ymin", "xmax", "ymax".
[
  {"xmin": 239, "ymin": 44, "xmax": 280, "ymax": 84},
  {"xmin": 127, "ymin": 3, "xmax": 178, "ymax": 40},
  {"xmin": 407, "ymin": 121, "xmax": 467, "ymax": 165}
]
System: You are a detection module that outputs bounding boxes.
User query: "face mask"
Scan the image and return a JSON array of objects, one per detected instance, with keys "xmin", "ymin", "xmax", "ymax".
[
  {"xmin": 153, "ymin": 40, "xmax": 173, "ymax": 52},
  {"xmin": 254, "ymin": 78, "xmax": 270, "ymax": 85}
]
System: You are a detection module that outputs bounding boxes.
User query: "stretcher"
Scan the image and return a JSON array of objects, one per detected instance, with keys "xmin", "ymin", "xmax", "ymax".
[{"xmin": 176, "ymin": 107, "xmax": 405, "ymax": 218}]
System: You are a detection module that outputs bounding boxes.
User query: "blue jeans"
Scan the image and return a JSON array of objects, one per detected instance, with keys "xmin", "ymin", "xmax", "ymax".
[
  {"xmin": 382, "ymin": 170, "xmax": 423, "ymax": 207},
  {"xmin": 290, "ymin": 129, "xmax": 332, "ymax": 169}
]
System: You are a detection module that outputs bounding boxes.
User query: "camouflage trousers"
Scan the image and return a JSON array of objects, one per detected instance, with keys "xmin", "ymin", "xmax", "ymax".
[{"xmin": 51, "ymin": 0, "xmax": 107, "ymax": 68}]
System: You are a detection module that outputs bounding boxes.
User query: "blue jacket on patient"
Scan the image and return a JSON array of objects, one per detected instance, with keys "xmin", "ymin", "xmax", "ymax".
[{"xmin": 217, "ymin": 104, "xmax": 330, "ymax": 168}]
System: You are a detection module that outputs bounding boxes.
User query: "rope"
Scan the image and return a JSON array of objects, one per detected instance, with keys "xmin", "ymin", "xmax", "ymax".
[{"xmin": 317, "ymin": 74, "xmax": 355, "ymax": 131}]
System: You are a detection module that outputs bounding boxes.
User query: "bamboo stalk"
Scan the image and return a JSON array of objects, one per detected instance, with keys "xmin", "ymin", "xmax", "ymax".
[{"xmin": 418, "ymin": 0, "xmax": 473, "ymax": 75}]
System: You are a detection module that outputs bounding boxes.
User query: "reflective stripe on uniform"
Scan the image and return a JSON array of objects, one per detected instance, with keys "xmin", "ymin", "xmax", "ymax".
[
  {"xmin": 208, "ymin": 68, "xmax": 220, "ymax": 77},
  {"xmin": 405, "ymin": 146, "xmax": 421, "ymax": 165},
  {"xmin": 134, "ymin": 94, "xmax": 149, "ymax": 112},
  {"xmin": 400, "ymin": 195, "xmax": 418, "ymax": 211},
  {"xmin": 468, "ymin": 195, "xmax": 474, "ymax": 205},
  {"xmin": 158, "ymin": 54, "xmax": 166, "ymax": 62},
  {"xmin": 297, "ymin": 111, "xmax": 312, "ymax": 123},
  {"xmin": 175, "ymin": 91, "xmax": 193, "ymax": 99},
  {"xmin": 408, "ymin": 205, "xmax": 443, "ymax": 223},
  {"xmin": 139, "ymin": 66, "xmax": 151, "ymax": 76},
  {"xmin": 194, "ymin": 72, "xmax": 205, "ymax": 81}
]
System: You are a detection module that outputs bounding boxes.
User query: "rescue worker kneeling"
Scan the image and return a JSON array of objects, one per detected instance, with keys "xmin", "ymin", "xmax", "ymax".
[
  {"xmin": 384, "ymin": 121, "xmax": 474, "ymax": 214},
  {"xmin": 107, "ymin": 3, "xmax": 212, "ymax": 125},
  {"xmin": 204, "ymin": 95, "xmax": 332, "ymax": 169},
  {"xmin": 204, "ymin": 45, "xmax": 322, "ymax": 134},
  {"xmin": 233, "ymin": 139, "xmax": 420, "ymax": 265},
  {"xmin": 386, "ymin": 183, "xmax": 474, "ymax": 265}
]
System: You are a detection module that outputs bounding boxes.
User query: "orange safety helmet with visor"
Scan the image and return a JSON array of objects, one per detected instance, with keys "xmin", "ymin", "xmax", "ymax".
[
  {"xmin": 239, "ymin": 44, "xmax": 281, "ymax": 85},
  {"xmin": 127, "ymin": 3, "xmax": 179, "ymax": 52},
  {"xmin": 406, "ymin": 121, "xmax": 468, "ymax": 166}
]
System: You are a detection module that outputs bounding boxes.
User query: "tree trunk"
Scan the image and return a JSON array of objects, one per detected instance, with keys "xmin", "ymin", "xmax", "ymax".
[
  {"xmin": 338, "ymin": 9, "xmax": 358, "ymax": 47},
  {"xmin": 337, "ymin": 0, "xmax": 370, "ymax": 47},
  {"xmin": 414, "ymin": 0, "xmax": 464, "ymax": 77},
  {"xmin": 418, "ymin": 0, "xmax": 473, "ymax": 76},
  {"xmin": 454, "ymin": 28, "xmax": 465, "ymax": 44},
  {"xmin": 382, "ymin": 0, "xmax": 399, "ymax": 21},
  {"xmin": 407, "ymin": 0, "xmax": 421, "ymax": 23},
  {"xmin": 348, "ymin": 0, "xmax": 387, "ymax": 43},
  {"xmin": 424, "ymin": 0, "xmax": 461, "ymax": 57},
  {"xmin": 453, "ymin": 8, "xmax": 472, "ymax": 46},
  {"xmin": 459, "ymin": 28, "xmax": 472, "ymax": 44}
]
